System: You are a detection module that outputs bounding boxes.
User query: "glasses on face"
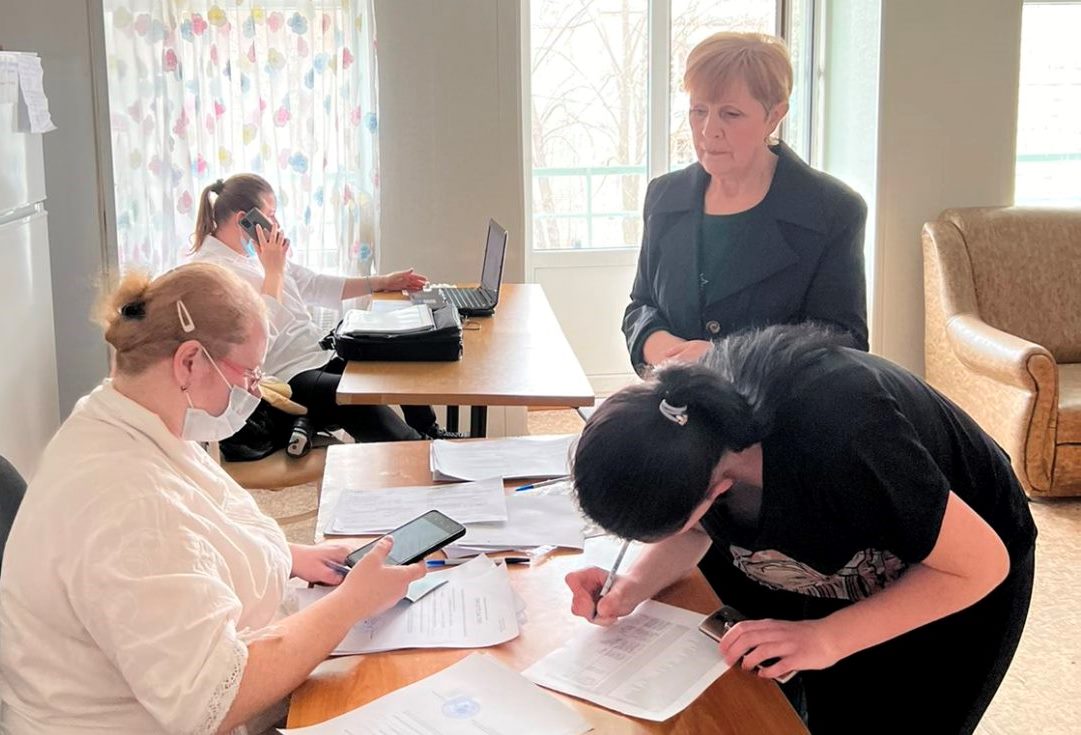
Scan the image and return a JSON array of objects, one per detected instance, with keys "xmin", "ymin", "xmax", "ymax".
[{"xmin": 218, "ymin": 357, "xmax": 264, "ymax": 393}]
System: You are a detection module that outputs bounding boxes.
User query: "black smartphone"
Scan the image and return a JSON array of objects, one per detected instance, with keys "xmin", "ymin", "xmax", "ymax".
[
  {"xmin": 699, "ymin": 605, "xmax": 796, "ymax": 683},
  {"xmin": 345, "ymin": 509, "xmax": 466, "ymax": 567},
  {"xmin": 238, "ymin": 207, "xmax": 274, "ymax": 242}
]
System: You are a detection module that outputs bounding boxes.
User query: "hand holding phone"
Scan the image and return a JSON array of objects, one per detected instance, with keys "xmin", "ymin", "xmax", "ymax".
[
  {"xmin": 345, "ymin": 510, "xmax": 467, "ymax": 567},
  {"xmin": 336, "ymin": 536, "xmax": 427, "ymax": 620},
  {"xmin": 239, "ymin": 207, "xmax": 274, "ymax": 243},
  {"xmin": 700, "ymin": 606, "xmax": 797, "ymax": 683}
]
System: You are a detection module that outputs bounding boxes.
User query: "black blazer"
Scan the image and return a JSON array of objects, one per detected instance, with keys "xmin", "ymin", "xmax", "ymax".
[{"xmin": 623, "ymin": 142, "xmax": 869, "ymax": 372}]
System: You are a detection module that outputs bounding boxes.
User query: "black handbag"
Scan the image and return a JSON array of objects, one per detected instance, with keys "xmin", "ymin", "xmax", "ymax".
[{"xmin": 320, "ymin": 303, "xmax": 463, "ymax": 362}]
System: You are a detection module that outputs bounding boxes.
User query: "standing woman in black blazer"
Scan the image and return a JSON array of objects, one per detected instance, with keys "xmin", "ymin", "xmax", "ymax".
[{"xmin": 624, "ymin": 32, "xmax": 868, "ymax": 373}]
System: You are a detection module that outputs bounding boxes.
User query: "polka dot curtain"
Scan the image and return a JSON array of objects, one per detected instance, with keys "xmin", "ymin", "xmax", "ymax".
[{"xmin": 102, "ymin": 1, "xmax": 380, "ymax": 278}]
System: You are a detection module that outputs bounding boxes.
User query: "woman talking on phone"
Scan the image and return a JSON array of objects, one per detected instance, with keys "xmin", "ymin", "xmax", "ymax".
[
  {"xmin": 189, "ymin": 174, "xmax": 460, "ymax": 445},
  {"xmin": 566, "ymin": 324, "xmax": 1035, "ymax": 734},
  {"xmin": 0, "ymin": 263, "xmax": 425, "ymax": 733}
]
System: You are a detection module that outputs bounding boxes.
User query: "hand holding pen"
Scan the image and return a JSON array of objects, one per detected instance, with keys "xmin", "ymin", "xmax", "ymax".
[{"xmin": 565, "ymin": 540, "xmax": 640, "ymax": 626}]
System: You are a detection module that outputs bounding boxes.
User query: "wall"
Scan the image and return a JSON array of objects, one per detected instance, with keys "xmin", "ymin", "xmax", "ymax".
[
  {"xmin": 373, "ymin": 0, "xmax": 525, "ymax": 284},
  {"xmin": 0, "ymin": 0, "xmax": 114, "ymax": 414},
  {"xmin": 869, "ymin": 0, "xmax": 1022, "ymax": 372}
]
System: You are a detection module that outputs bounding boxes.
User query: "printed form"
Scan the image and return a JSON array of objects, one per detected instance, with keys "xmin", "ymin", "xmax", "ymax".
[
  {"xmin": 295, "ymin": 556, "xmax": 519, "ymax": 655},
  {"xmin": 430, "ymin": 434, "xmax": 576, "ymax": 481},
  {"xmin": 523, "ymin": 600, "xmax": 730, "ymax": 721},
  {"xmin": 278, "ymin": 654, "xmax": 591, "ymax": 735},
  {"xmin": 327, "ymin": 477, "xmax": 507, "ymax": 535}
]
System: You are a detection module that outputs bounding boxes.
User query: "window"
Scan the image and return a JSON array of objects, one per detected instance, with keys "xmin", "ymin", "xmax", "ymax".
[
  {"xmin": 1015, "ymin": 2, "xmax": 1081, "ymax": 206},
  {"xmin": 528, "ymin": 0, "xmax": 780, "ymax": 251}
]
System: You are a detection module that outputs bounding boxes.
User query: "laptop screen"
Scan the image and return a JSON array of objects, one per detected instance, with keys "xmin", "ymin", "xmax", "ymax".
[{"xmin": 480, "ymin": 219, "xmax": 508, "ymax": 294}]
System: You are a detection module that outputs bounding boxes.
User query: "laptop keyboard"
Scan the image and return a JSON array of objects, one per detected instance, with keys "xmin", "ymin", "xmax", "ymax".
[{"xmin": 442, "ymin": 288, "xmax": 490, "ymax": 310}]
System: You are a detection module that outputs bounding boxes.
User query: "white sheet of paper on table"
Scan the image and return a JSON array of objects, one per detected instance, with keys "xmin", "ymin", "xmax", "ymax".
[
  {"xmin": 295, "ymin": 556, "xmax": 520, "ymax": 655},
  {"xmin": 522, "ymin": 599, "xmax": 730, "ymax": 722},
  {"xmin": 582, "ymin": 535, "xmax": 647, "ymax": 572},
  {"xmin": 448, "ymin": 494, "xmax": 586, "ymax": 552},
  {"xmin": 430, "ymin": 434, "xmax": 576, "ymax": 481},
  {"xmin": 277, "ymin": 653, "xmax": 591, "ymax": 735},
  {"xmin": 327, "ymin": 477, "xmax": 507, "ymax": 535}
]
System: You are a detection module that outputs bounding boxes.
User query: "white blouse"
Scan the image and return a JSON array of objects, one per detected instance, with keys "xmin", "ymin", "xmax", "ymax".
[
  {"xmin": 190, "ymin": 235, "xmax": 348, "ymax": 383},
  {"xmin": 0, "ymin": 382, "xmax": 293, "ymax": 734}
]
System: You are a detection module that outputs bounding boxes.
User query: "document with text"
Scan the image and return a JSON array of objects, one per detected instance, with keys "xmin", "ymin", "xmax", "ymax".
[
  {"xmin": 523, "ymin": 600, "xmax": 729, "ymax": 721},
  {"xmin": 278, "ymin": 654, "xmax": 591, "ymax": 735},
  {"xmin": 295, "ymin": 556, "xmax": 520, "ymax": 654},
  {"xmin": 327, "ymin": 477, "xmax": 507, "ymax": 535},
  {"xmin": 430, "ymin": 434, "xmax": 576, "ymax": 481}
]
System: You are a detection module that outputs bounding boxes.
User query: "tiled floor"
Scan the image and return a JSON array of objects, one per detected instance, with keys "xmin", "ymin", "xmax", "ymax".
[{"xmin": 251, "ymin": 409, "xmax": 1081, "ymax": 735}]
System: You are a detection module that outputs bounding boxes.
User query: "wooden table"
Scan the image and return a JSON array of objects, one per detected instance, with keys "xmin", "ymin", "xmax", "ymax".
[
  {"xmin": 336, "ymin": 284, "xmax": 595, "ymax": 436},
  {"xmin": 290, "ymin": 442, "xmax": 808, "ymax": 734}
]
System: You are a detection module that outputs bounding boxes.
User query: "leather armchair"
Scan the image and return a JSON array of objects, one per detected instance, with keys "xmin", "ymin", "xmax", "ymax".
[{"xmin": 923, "ymin": 207, "xmax": 1081, "ymax": 498}]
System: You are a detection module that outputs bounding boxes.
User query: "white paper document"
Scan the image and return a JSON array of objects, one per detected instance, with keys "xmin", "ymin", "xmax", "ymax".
[
  {"xmin": 583, "ymin": 535, "xmax": 647, "ymax": 572},
  {"xmin": 430, "ymin": 434, "xmax": 576, "ymax": 481},
  {"xmin": 449, "ymin": 494, "xmax": 586, "ymax": 552},
  {"xmin": 328, "ymin": 477, "xmax": 507, "ymax": 535},
  {"xmin": 523, "ymin": 600, "xmax": 729, "ymax": 722},
  {"xmin": 15, "ymin": 55, "xmax": 56, "ymax": 133},
  {"xmin": 278, "ymin": 654, "xmax": 591, "ymax": 735},
  {"xmin": 295, "ymin": 556, "xmax": 520, "ymax": 654},
  {"xmin": 341, "ymin": 304, "xmax": 434, "ymax": 335}
]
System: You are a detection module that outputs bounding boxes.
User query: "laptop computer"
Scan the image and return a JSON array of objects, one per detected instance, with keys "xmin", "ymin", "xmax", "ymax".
[{"xmin": 412, "ymin": 219, "xmax": 508, "ymax": 317}]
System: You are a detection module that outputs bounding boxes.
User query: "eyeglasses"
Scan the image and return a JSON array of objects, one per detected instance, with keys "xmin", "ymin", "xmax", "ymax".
[{"xmin": 218, "ymin": 357, "xmax": 264, "ymax": 393}]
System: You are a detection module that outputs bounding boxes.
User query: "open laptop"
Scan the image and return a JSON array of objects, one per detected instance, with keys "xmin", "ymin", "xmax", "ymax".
[{"xmin": 413, "ymin": 219, "xmax": 508, "ymax": 317}]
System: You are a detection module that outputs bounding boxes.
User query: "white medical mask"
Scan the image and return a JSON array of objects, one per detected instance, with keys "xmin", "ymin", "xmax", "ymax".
[{"xmin": 180, "ymin": 346, "xmax": 260, "ymax": 443}]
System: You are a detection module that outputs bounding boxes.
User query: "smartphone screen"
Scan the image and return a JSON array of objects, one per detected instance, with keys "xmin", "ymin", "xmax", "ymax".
[
  {"xmin": 345, "ymin": 510, "xmax": 466, "ymax": 567},
  {"xmin": 239, "ymin": 207, "xmax": 273, "ymax": 241}
]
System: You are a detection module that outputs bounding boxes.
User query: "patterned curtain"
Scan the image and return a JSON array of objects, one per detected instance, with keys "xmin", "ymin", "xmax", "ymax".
[{"xmin": 101, "ymin": 0, "xmax": 380, "ymax": 278}]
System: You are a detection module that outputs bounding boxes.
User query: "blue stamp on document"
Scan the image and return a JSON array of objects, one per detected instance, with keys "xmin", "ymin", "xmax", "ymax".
[{"xmin": 442, "ymin": 695, "xmax": 481, "ymax": 719}]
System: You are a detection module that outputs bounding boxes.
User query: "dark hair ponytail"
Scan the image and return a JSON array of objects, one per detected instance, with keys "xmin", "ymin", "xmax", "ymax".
[
  {"xmin": 190, "ymin": 174, "xmax": 273, "ymax": 253},
  {"xmin": 572, "ymin": 322, "xmax": 848, "ymax": 541}
]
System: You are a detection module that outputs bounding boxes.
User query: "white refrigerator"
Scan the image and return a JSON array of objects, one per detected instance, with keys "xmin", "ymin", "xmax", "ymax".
[{"xmin": 0, "ymin": 51, "xmax": 60, "ymax": 479}]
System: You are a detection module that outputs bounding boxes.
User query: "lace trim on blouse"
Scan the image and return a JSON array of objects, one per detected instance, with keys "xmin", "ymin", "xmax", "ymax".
[{"xmin": 197, "ymin": 633, "xmax": 248, "ymax": 735}]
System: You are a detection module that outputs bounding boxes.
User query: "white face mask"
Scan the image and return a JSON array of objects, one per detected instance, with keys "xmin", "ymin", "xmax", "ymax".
[{"xmin": 180, "ymin": 346, "xmax": 260, "ymax": 442}]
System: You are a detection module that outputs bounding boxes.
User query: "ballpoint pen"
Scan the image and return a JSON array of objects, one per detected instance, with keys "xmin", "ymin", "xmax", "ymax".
[
  {"xmin": 514, "ymin": 475, "xmax": 572, "ymax": 492},
  {"xmin": 594, "ymin": 540, "xmax": 630, "ymax": 620},
  {"xmin": 323, "ymin": 560, "xmax": 352, "ymax": 576},
  {"xmin": 427, "ymin": 557, "xmax": 530, "ymax": 567}
]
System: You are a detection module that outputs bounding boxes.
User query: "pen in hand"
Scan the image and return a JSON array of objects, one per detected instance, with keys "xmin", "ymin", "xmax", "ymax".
[
  {"xmin": 323, "ymin": 559, "xmax": 352, "ymax": 577},
  {"xmin": 593, "ymin": 540, "xmax": 631, "ymax": 621}
]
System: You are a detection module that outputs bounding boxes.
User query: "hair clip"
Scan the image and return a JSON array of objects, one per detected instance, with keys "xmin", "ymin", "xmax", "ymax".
[
  {"xmin": 659, "ymin": 398, "xmax": 688, "ymax": 426},
  {"xmin": 176, "ymin": 299, "xmax": 196, "ymax": 333},
  {"xmin": 119, "ymin": 301, "xmax": 146, "ymax": 319},
  {"xmin": 210, "ymin": 178, "xmax": 225, "ymax": 194}
]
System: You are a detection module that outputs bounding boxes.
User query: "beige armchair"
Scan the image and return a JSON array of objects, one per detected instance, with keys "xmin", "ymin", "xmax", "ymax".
[{"xmin": 923, "ymin": 207, "xmax": 1081, "ymax": 498}]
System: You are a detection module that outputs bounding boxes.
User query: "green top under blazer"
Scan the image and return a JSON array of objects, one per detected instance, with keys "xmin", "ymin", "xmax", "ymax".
[{"xmin": 623, "ymin": 141, "xmax": 869, "ymax": 374}]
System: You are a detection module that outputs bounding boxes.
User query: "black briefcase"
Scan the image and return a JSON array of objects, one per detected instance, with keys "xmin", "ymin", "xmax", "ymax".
[{"xmin": 320, "ymin": 303, "xmax": 463, "ymax": 362}]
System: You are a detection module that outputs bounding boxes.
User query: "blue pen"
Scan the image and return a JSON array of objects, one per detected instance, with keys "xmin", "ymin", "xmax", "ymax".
[
  {"xmin": 427, "ymin": 558, "xmax": 529, "ymax": 567},
  {"xmin": 323, "ymin": 560, "xmax": 352, "ymax": 576},
  {"xmin": 514, "ymin": 475, "xmax": 572, "ymax": 492}
]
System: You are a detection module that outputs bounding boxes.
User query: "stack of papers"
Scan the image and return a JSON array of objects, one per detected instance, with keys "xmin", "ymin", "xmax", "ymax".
[
  {"xmin": 326, "ymin": 477, "xmax": 507, "ymax": 535},
  {"xmin": 430, "ymin": 434, "xmax": 576, "ymax": 481},
  {"xmin": 341, "ymin": 304, "xmax": 434, "ymax": 335},
  {"xmin": 295, "ymin": 556, "xmax": 520, "ymax": 655},
  {"xmin": 446, "ymin": 494, "xmax": 587, "ymax": 556},
  {"xmin": 523, "ymin": 600, "xmax": 729, "ymax": 721},
  {"xmin": 278, "ymin": 654, "xmax": 591, "ymax": 735}
]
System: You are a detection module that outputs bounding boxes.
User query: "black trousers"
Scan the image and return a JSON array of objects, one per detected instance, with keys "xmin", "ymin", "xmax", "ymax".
[
  {"xmin": 288, "ymin": 357, "xmax": 435, "ymax": 442},
  {"xmin": 700, "ymin": 543, "xmax": 1035, "ymax": 734}
]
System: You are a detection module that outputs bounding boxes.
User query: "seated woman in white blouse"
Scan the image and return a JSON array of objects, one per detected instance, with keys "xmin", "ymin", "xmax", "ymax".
[{"xmin": 0, "ymin": 262, "xmax": 425, "ymax": 734}]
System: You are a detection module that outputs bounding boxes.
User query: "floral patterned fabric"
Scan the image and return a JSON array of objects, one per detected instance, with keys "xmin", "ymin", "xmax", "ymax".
[{"xmin": 102, "ymin": 1, "xmax": 380, "ymax": 277}]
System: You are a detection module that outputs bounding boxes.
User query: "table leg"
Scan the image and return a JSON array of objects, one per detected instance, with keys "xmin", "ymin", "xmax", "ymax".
[
  {"xmin": 469, "ymin": 406, "xmax": 488, "ymax": 438},
  {"xmin": 445, "ymin": 406, "xmax": 460, "ymax": 432}
]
